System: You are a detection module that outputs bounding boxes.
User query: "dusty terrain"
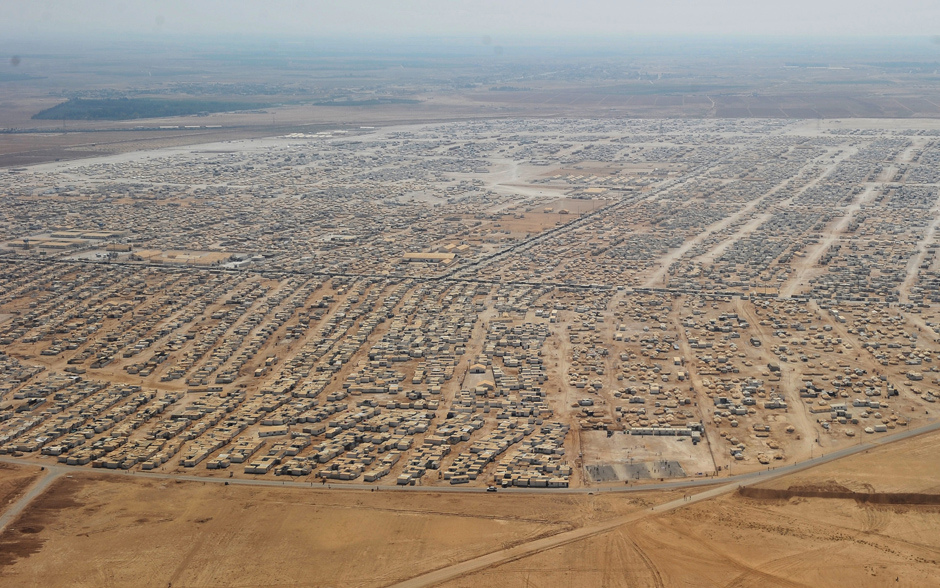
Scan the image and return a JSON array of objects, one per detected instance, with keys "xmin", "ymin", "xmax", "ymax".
[
  {"xmin": 0, "ymin": 473, "xmax": 672, "ymax": 587},
  {"xmin": 437, "ymin": 428, "xmax": 940, "ymax": 588},
  {"xmin": 3, "ymin": 37, "xmax": 940, "ymax": 587},
  {"xmin": 3, "ymin": 428, "xmax": 940, "ymax": 586},
  {"xmin": 2, "ymin": 117, "xmax": 940, "ymax": 491},
  {"xmin": 5, "ymin": 36, "xmax": 940, "ymax": 169},
  {"xmin": 0, "ymin": 463, "xmax": 39, "ymax": 521}
]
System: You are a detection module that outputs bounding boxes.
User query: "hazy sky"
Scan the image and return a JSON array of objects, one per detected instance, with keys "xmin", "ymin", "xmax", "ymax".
[{"xmin": 6, "ymin": 0, "xmax": 940, "ymax": 39}]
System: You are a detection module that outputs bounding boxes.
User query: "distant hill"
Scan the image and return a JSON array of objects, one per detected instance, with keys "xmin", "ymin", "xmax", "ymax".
[{"xmin": 0, "ymin": 72, "xmax": 44, "ymax": 82}]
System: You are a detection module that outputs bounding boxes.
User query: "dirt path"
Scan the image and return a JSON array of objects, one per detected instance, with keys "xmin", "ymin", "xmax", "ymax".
[
  {"xmin": 778, "ymin": 182, "xmax": 879, "ymax": 298},
  {"xmin": 386, "ymin": 417, "xmax": 940, "ymax": 587},
  {"xmin": 654, "ymin": 146, "xmax": 855, "ymax": 288},
  {"xmin": 730, "ymin": 298, "xmax": 816, "ymax": 464},
  {"xmin": 0, "ymin": 468, "xmax": 61, "ymax": 534},
  {"xmin": 641, "ymin": 200, "xmax": 756, "ymax": 288},
  {"xmin": 668, "ymin": 296, "xmax": 718, "ymax": 474},
  {"xmin": 899, "ymin": 190, "xmax": 940, "ymax": 303},
  {"xmin": 902, "ymin": 311, "xmax": 940, "ymax": 343},
  {"xmin": 540, "ymin": 303, "xmax": 586, "ymax": 486},
  {"xmin": 388, "ymin": 481, "xmax": 735, "ymax": 588},
  {"xmin": 2, "ymin": 416, "xmax": 940, "ymax": 502}
]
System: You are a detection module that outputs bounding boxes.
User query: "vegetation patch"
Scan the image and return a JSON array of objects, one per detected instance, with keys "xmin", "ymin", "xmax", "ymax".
[
  {"xmin": 32, "ymin": 98, "xmax": 271, "ymax": 120},
  {"xmin": 313, "ymin": 97, "xmax": 420, "ymax": 107}
]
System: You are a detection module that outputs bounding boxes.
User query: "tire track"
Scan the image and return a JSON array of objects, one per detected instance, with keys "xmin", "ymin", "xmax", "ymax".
[{"xmin": 624, "ymin": 531, "xmax": 665, "ymax": 588}]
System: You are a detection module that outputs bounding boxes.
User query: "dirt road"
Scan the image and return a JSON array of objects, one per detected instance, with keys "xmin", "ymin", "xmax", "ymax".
[
  {"xmin": 387, "ymin": 417, "xmax": 940, "ymax": 587},
  {"xmin": 0, "ymin": 468, "xmax": 61, "ymax": 533}
]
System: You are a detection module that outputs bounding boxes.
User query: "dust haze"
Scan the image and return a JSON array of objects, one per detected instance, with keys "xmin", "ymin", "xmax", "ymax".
[{"xmin": 1, "ymin": 10, "xmax": 940, "ymax": 588}]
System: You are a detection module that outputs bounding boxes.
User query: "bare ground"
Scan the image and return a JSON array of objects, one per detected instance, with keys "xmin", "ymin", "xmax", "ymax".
[
  {"xmin": 0, "ymin": 463, "xmax": 41, "ymax": 522},
  {"xmin": 0, "ymin": 475, "xmax": 670, "ymax": 588}
]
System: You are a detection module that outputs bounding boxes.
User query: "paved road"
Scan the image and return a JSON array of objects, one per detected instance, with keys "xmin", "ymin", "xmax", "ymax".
[
  {"xmin": 0, "ymin": 417, "xmax": 938, "ymax": 576},
  {"xmin": 389, "ymin": 481, "xmax": 737, "ymax": 588},
  {"xmin": 388, "ymin": 419, "xmax": 940, "ymax": 588},
  {"xmin": 0, "ymin": 418, "xmax": 937, "ymax": 500}
]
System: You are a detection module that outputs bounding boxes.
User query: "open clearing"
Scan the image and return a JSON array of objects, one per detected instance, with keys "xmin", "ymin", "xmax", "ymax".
[
  {"xmin": 3, "ymin": 427, "xmax": 940, "ymax": 586},
  {"xmin": 437, "ymin": 428, "xmax": 940, "ymax": 588},
  {"xmin": 6, "ymin": 35, "xmax": 940, "ymax": 588},
  {"xmin": 0, "ymin": 463, "xmax": 40, "ymax": 522},
  {"xmin": 0, "ymin": 474, "xmax": 670, "ymax": 587}
]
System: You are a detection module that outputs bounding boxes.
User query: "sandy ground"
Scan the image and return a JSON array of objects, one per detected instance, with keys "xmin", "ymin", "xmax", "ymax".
[
  {"xmin": 753, "ymin": 427, "xmax": 940, "ymax": 495},
  {"xmin": 468, "ymin": 496, "xmax": 940, "ymax": 588},
  {"xmin": 436, "ymin": 429, "xmax": 940, "ymax": 588},
  {"xmin": 5, "ymin": 426, "xmax": 940, "ymax": 588},
  {"xmin": 0, "ymin": 475, "xmax": 672, "ymax": 588},
  {"xmin": 5, "ymin": 437, "xmax": 940, "ymax": 588},
  {"xmin": 0, "ymin": 463, "xmax": 40, "ymax": 521}
]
